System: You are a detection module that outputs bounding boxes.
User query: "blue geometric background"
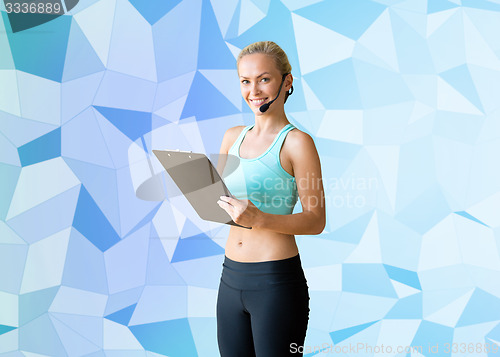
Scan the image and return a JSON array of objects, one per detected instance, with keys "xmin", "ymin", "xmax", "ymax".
[{"xmin": 1, "ymin": 0, "xmax": 500, "ymax": 356}]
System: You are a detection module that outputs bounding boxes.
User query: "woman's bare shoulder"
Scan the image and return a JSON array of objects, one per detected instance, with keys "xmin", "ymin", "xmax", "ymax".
[
  {"xmin": 220, "ymin": 125, "xmax": 247, "ymax": 154},
  {"xmin": 286, "ymin": 127, "xmax": 315, "ymax": 149},
  {"xmin": 227, "ymin": 125, "xmax": 246, "ymax": 137},
  {"xmin": 283, "ymin": 127, "xmax": 319, "ymax": 165}
]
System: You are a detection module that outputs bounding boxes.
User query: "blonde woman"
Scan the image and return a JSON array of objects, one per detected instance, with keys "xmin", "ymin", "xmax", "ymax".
[{"xmin": 216, "ymin": 41, "xmax": 326, "ymax": 356}]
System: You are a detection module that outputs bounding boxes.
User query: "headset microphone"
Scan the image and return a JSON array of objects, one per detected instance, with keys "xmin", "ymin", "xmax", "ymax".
[{"xmin": 259, "ymin": 73, "xmax": 289, "ymax": 113}]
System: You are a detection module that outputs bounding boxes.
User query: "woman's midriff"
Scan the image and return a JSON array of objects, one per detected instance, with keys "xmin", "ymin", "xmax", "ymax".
[{"xmin": 225, "ymin": 225, "xmax": 299, "ymax": 262}]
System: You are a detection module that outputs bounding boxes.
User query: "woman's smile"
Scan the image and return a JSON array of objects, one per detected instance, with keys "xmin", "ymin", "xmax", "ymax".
[{"xmin": 249, "ymin": 97, "xmax": 268, "ymax": 106}]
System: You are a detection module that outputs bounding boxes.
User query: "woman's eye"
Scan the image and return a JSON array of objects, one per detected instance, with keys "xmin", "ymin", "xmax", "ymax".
[
  {"xmin": 241, "ymin": 80, "xmax": 249, "ymax": 84},
  {"xmin": 261, "ymin": 78, "xmax": 269, "ymax": 82}
]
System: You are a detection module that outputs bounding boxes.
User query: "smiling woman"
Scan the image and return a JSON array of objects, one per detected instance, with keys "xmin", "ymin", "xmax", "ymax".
[
  {"xmin": 237, "ymin": 43, "xmax": 293, "ymax": 116},
  {"xmin": 215, "ymin": 41, "xmax": 326, "ymax": 357}
]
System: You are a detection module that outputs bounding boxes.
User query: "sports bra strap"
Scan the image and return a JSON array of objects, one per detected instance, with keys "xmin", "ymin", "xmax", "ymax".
[
  {"xmin": 231, "ymin": 123, "xmax": 295, "ymax": 158},
  {"xmin": 269, "ymin": 124, "xmax": 295, "ymax": 158},
  {"xmin": 229, "ymin": 125, "xmax": 251, "ymax": 155}
]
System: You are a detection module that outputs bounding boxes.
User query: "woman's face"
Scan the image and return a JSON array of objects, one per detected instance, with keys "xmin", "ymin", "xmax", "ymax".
[{"xmin": 238, "ymin": 53, "xmax": 290, "ymax": 116}]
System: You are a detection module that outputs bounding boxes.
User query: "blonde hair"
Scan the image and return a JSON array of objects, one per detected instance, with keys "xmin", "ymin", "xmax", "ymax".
[{"xmin": 237, "ymin": 41, "xmax": 293, "ymax": 102}]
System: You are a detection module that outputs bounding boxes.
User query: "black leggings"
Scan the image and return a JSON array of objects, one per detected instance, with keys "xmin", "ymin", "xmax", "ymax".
[{"xmin": 216, "ymin": 254, "xmax": 310, "ymax": 357}]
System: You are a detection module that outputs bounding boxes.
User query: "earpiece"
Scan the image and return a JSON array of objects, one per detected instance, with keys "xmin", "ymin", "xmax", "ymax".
[{"xmin": 259, "ymin": 73, "xmax": 290, "ymax": 113}]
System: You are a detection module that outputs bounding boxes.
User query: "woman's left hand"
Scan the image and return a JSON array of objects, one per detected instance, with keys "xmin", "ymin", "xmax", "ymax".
[{"xmin": 217, "ymin": 196, "xmax": 262, "ymax": 228}]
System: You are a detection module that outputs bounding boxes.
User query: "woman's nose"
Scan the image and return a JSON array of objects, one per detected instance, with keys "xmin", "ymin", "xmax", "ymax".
[{"xmin": 250, "ymin": 83, "xmax": 260, "ymax": 95}]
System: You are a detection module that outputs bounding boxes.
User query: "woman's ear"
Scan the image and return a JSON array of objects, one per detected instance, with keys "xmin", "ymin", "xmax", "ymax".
[{"xmin": 286, "ymin": 73, "xmax": 293, "ymax": 91}]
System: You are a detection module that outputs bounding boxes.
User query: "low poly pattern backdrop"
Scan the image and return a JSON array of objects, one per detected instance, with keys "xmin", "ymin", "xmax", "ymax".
[{"xmin": 1, "ymin": 0, "xmax": 500, "ymax": 356}]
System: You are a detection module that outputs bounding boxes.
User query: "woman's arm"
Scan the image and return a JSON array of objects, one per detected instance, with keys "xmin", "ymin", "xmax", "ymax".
[
  {"xmin": 216, "ymin": 126, "xmax": 245, "ymax": 177},
  {"xmin": 257, "ymin": 210, "xmax": 324, "ymax": 235},
  {"xmin": 255, "ymin": 131, "xmax": 326, "ymax": 235}
]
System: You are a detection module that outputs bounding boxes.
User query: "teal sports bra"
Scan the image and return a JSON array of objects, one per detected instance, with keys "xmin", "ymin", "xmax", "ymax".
[{"xmin": 221, "ymin": 123, "xmax": 298, "ymax": 215}]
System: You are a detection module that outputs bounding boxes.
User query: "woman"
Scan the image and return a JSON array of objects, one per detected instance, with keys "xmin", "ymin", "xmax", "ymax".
[{"xmin": 215, "ymin": 41, "xmax": 326, "ymax": 357}]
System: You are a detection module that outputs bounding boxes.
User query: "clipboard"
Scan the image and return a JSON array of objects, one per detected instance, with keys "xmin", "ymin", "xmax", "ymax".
[{"xmin": 153, "ymin": 149, "xmax": 252, "ymax": 229}]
